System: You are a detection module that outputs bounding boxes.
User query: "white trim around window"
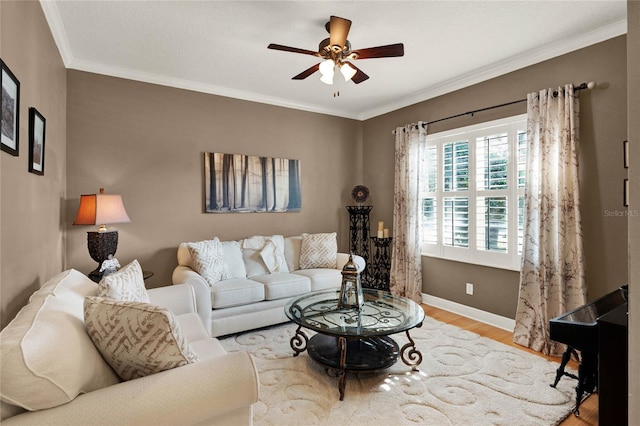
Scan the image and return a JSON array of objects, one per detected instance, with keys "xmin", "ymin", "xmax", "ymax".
[{"xmin": 420, "ymin": 114, "xmax": 527, "ymax": 271}]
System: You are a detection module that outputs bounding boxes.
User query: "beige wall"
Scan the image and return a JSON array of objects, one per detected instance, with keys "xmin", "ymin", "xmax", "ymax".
[
  {"xmin": 627, "ymin": 0, "xmax": 639, "ymax": 420},
  {"xmin": 0, "ymin": 1, "xmax": 67, "ymax": 328},
  {"xmin": 65, "ymin": 71, "xmax": 363, "ymax": 288},
  {"xmin": 363, "ymin": 36, "xmax": 628, "ymax": 318}
]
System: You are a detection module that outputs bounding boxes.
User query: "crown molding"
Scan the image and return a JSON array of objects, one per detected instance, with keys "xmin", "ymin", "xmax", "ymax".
[
  {"xmin": 359, "ymin": 18, "xmax": 627, "ymax": 120},
  {"xmin": 66, "ymin": 58, "xmax": 362, "ymax": 120},
  {"xmin": 39, "ymin": 0, "xmax": 74, "ymax": 67},
  {"xmin": 40, "ymin": 0, "xmax": 626, "ymax": 122}
]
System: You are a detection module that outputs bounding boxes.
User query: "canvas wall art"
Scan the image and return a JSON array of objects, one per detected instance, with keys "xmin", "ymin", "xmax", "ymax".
[{"xmin": 204, "ymin": 152, "xmax": 301, "ymax": 213}]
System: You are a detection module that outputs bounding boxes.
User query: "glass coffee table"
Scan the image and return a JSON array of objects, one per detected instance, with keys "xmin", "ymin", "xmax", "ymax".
[{"xmin": 284, "ymin": 289, "xmax": 425, "ymax": 400}]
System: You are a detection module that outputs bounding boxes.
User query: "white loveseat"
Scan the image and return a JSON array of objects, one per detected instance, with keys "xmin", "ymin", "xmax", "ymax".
[
  {"xmin": 0, "ymin": 269, "xmax": 259, "ymax": 425},
  {"xmin": 172, "ymin": 234, "xmax": 365, "ymax": 337}
]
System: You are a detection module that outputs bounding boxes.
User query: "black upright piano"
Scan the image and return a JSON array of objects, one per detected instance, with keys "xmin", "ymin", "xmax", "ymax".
[{"xmin": 549, "ymin": 285, "xmax": 628, "ymax": 419}]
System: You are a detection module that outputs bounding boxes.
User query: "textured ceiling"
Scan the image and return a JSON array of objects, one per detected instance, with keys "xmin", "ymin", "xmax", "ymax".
[{"xmin": 41, "ymin": 1, "xmax": 627, "ymax": 120}]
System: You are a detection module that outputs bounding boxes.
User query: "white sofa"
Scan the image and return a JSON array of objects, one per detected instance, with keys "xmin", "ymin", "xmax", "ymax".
[
  {"xmin": 0, "ymin": 269, "xmax": 259, "ymax": 425},
  {"xmin": 172, "ymin": 234, "xmax": 365, "ymax": 337}
]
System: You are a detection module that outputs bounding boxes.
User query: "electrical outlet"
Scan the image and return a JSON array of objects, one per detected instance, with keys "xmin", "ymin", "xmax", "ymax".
[{"xmin": 466, "ymin": 283, "xmax": 474, "ymax": 295}]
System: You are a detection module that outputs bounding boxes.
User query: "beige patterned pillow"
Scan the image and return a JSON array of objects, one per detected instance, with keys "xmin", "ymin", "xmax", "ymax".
[
  {"xmin": 299, "ymin": 232, "xmax": 338, "ymax": 269},
  {"xmin": 187, "ymin": 238, "xmax": 231, "ymax": 287},
  {"xmin": 98, "ymin": 259, "xmax": 150, "ymax": 303},
  {"xmin": 84, "ymin": 297, "xmax": 199, "ymax": 381}
]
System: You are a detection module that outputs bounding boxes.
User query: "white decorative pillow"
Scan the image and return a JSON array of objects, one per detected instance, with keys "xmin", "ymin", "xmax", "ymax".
[
  {"xmin": 260, "ymin": 240, "xmax": 289, "ymax": 273},
  {"xmin": 221, "ymin": 241, "xmax": 247, "ymax": 278},
  {"xmin": 242, "ymin": 235, "xmax": 289, "ymax": 274},
  {"xmin": 187, "ymin": 238, "xmax": 231, "ymax": 287},
  {"xmin": 84, "ymin": 297, "xmax": 199, "ymax": 381},
  {"xmin": 299, "ymin": 232, "xmax": 338, "ymax": 269},
  {"xmin": 242, "ymin": 248, "xmax": 270, "ymax": 277},
  {"xmin": 98, "ymin": 259, "xmax": 150, "ymax": 303}
]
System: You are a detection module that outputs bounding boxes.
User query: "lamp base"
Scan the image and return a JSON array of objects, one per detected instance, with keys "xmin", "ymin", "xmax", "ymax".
[
  {"xmin": 86, "ymin": 230, "xmax": 119, "ymax": 282},
  {"xmin": 88, "ymin": 267, "xmax": 105, "ymax": 282}
]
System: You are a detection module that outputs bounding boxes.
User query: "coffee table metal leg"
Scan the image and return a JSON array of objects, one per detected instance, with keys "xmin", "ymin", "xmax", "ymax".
[
  {"xmin": 400, "ymin": 330, "xmax": 423, "ymax": 370},
  {"xmin": 338, "ymin": 336, "xmax": 347, "ymax": 401},
  {"xmin": 290, "ymin": 325, "xmax": 309, "ymax": 356}
]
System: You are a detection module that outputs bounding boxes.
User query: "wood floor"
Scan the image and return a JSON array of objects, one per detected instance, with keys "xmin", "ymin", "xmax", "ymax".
[{"xmin": 422, "ymin": 304, "xmax": 598, "ymax": 426}]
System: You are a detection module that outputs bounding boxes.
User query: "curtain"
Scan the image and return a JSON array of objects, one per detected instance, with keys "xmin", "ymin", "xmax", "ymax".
[
  {"xmin": 513, "ymin": 84, "xmax": 587, "ymax": 356},
  {"xmin": 390, "ymin": 123, "xmax": 426, "ymax": 303}
]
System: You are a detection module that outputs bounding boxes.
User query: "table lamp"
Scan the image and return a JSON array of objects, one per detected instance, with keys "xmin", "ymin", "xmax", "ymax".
[{"xmin": 73, "ymin": 188, "xmax": 131, "ymax": 280}]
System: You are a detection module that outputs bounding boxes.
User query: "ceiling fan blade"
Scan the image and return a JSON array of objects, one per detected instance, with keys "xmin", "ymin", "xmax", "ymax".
[
  {"xmin": 268, "ymin": 43, "xmax": 319, "ymax": 56},
  {"xmin": 292, "ymin": 63, "xmax": 320, "ymax": 80},
  {"xmin": 344, "ymin": 62, "xmax": 369, "ymax": 84},
  {"xmin": 349, "ymin": 43, "xmax": 404, "ymax": 60},
  {"xmin": 329, "ymin": 16, "xmax": 352, "ymax": 50}
]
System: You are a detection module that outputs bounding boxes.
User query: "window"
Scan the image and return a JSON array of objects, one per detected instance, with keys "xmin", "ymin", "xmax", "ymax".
[{"xmin": 420, "ymin": 114, "xmax": 526, "ymax": 270}]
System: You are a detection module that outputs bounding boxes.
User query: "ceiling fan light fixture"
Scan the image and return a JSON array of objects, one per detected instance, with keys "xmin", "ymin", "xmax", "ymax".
[
  {"xmin": 320, "ymin": 73, "xmax": 334, "ymax": 85},
  {"xmin": 340, "ymin": 62, "xmax": 357, "ymax": 81},
  {"xmin": 319, "ymin": 59, "xmax": 335, "ymax": 85}
]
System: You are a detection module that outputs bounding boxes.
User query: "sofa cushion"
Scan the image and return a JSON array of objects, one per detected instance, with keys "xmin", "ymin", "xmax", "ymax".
[
  {"xmin": 174, "ymin": 312, "xmax": 211, "ymax": 343},
  {"xmin": 292, "ymin": 268, "xmax": 343, "ymax": 292},
  {"xmin": 187, "ymin": 238, "xmax": 231, "ymax": 287},
  {"xmin": 250, "ymin": 273, "xmax": 311, "ymax": 300},
  {"xmin": 221, "ymin": 241, "xmax": 247, "ymax": 279},
  {"xmin": 84, "ymin": 297, "xmax": 199, "ymax": 381},
  {"xmin": 0, "ymin": 270, "xmax": 120, "ymax": 411},
  {"xmin": 211, "ymin": 278, "xmax": 265, "ymax": 309},
  {"xmin": 189, "ymin": 337, "xmax": 228, "ymax": 361},
  {"xmin": 299, "ymin": 232, "xmax": 338, "ymax": 269},
  {"xmin": 98, "ymin": 259, "xmax": 150, "ymax": 302}
]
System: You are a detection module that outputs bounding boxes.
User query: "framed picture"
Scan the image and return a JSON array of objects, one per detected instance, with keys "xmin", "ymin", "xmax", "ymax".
[
  {"xmin": 28, "ymin": 107, "xmax": 45, "ymax": 175},
  {"xmin": 624, "ymin": 140, "xmax": 629, "ymax": 169},
  {"xmin": 624, "ymin": 179, "xmax": 629, "ymax": 207},
  {"xmin": 1, "ymin": 59, "xmax": 20, "ymax": 156},
  {"xmin": 204, "ymin": 152, "xmax": 301, "ymax": 213}
]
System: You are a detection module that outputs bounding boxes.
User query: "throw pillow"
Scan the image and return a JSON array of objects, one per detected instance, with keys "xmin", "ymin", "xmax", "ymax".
[
  {"xmin": 98, "ymin": 259, "xmax": 150, "ymax": 303},
  {"xmin": 260, "ymin": 240, "xmax": 289, "ymax": 273},
  {"xmin": 299, "ymin": 232, "xmax": 338, "ymax": 269},
  {"xmin": 187, "ymin": 238, "xmax": 231, "ymax": 287},
  {"xmin": 241, "ymin": 235, "xmax": 289, "ymax": 273},
  {"xmin": 242, "ymin": 248, "xmax": 270, "ymax": 277},
  {"xmin": 221, "ymin": 241, "xmax": 247, "ymax": 278},
  {"xmin": 84, "ymin": 297, "xmax": 199, "ymax": 381}
]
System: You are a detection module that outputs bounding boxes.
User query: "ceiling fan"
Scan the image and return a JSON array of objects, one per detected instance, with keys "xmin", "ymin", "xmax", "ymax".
[{"xmin": 267, "ymin": 15, "xmax": 404, "ymax": 85}]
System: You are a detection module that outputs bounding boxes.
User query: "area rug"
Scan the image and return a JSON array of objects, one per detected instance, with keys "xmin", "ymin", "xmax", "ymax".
[{"xmin": 220, "ymin": 317, "xmax": 577, "ymax": 426}]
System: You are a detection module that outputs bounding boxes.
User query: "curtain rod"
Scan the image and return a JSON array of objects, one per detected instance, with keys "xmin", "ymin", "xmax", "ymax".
[{"xmin": 392, "ymin": 81, "xmax": 595, "ymax": 134}]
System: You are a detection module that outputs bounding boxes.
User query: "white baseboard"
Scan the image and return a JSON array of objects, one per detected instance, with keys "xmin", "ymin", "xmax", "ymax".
[{"xmin": 422, "ymin": 293, "xmax": 515, "ymax": 332}]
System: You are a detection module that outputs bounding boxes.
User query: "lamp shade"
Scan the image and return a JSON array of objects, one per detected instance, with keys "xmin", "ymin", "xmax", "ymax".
[{"xmin": 73, "ymin": 188, "xmax": 130, "ymax": 228}]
